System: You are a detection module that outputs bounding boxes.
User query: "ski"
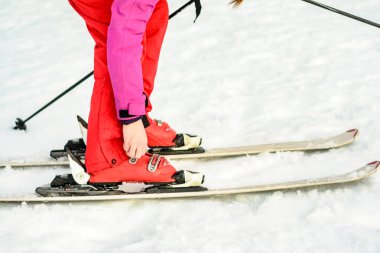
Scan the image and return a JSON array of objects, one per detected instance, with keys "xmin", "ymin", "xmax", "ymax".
[
  {"xmin": 0, "ymin": 129, "xmax": 359, "ymax": 169},
  {"xmin": 164, "ymin": 128, "xmax": 359, "ymax": 159},
  {"xmin": 0, "ymin": 161, "xmax": 377, "ymax": 203}
]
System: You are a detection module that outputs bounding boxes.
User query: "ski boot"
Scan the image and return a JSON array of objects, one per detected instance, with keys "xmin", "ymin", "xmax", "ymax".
[
  {"xmin": 145, "ymin": 115, "xmax": 204, "ymax": 155},
  {"xmin": 50, "ymin": 114, "xmax": 205, "ymax": 159},
  {"xmin": 50, "ymin": 115, "xmax": 204, "ymax": 159},
  {"xmin": 36, "ymin": 148, "xmax": 206, "ymax": 197}
]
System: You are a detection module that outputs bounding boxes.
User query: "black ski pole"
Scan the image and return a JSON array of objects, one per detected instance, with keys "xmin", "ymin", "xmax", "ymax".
[
  {"xmin": 14, "ymin": 71, "xmax": 94, "ymax": 130},
  {"xmin": 301, "ymin": 0, "xmax": 380, "ymax": 29},
  {"xmin": 13, "ymin": 0, "xmax": 202, "ymax": 131},
  {"xmin": 170, "ymin": 0, "xmax": 202, "ymax": 22}
]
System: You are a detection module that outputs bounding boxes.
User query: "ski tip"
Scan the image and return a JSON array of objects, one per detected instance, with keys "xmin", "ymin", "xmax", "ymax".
[
  {"xmin": 347, "ymin": 129, "xmax": 359, "ymax": 138},
  {"xmin": 367, "ymin": 161, "xmax": 380, "ymax": 168}
]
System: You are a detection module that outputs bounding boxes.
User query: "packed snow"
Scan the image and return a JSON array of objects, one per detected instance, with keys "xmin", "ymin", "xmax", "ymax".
[{"xmin": 1, "ymin": 0, "xmax": 380, "ymax": 252}]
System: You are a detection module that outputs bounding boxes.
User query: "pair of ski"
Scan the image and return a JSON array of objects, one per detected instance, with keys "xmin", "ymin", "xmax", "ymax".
[{"xmin": 0, "ymin": 128, "xmax": 378, "ymax": 203}]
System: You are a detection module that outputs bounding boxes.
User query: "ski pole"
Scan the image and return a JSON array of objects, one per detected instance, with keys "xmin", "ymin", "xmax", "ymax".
[
  {"xmin": 13, "ymin": 0, "xmax": 202, "ymax": 131},
  {"xmin": 301, "ymin": 0, "xmax": 380, "ymax": 29},
  {"xmin": 231, "ymin": 0, "xmax": 379, "ymax": 29},
  {"xmin": 13, "ymin": 71, "xmax": 94, "ymax": 130},
  {"xmin": 170, "ymin": 0, "xmax": 202, "ymax": 22}
]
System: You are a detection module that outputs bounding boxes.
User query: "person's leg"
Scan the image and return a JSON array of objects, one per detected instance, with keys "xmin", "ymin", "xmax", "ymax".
[
  {"xmin": 141, "ymin": 0, "xmax": 169, "ymax": 113},
  {"xmin": 139, "ymin": 0, "xmax": 180, "ymax": 147},
  {"xmin": 69, "ymin": 0, "xmax": 200, "ymax": 175},
  {"xmin": 69, "ymin": 0, "xmax": 126, "ymax": 174},
  {"xmin": 68, "ymin": 0, "xmax": 177, "ymax": 183}
]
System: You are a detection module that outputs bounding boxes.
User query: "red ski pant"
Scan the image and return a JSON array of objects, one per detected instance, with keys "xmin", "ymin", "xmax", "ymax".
[{"xmin": 69, "ymin": 0, "xmax": 169, "ymax": 173}]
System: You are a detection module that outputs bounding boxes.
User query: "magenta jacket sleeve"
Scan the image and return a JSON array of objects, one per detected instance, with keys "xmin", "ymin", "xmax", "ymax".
[{"xmin": 107, "ymin": 0, "xmax": 159, "ymax": 120}]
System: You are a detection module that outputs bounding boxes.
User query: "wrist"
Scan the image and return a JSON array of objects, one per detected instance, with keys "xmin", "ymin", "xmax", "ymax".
[{"xmin": 120, "ymin": 116, "xmax": 143, "ymax": 125}]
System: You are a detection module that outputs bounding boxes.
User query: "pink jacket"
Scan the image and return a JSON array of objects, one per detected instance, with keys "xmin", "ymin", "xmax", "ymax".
[{"xmin": 107, "ymin": 0, "xmax": 159, "ymax": 121}]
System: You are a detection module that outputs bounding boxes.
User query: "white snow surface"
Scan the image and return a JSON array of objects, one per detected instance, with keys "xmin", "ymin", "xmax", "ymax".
[{"xmin": 1, "ymin": 0, "xmax": 380, "ymax": 252}]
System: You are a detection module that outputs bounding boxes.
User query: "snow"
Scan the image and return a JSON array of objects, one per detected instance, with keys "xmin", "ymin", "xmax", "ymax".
[{"xmin": 1, "ymin": 0, "xmax": 380, "ymax": 252}]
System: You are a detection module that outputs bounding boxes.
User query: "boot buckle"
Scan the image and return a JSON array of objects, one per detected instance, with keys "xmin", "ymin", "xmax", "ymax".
[{"xmin": 148, "ymin": 154, "xmax": 161, "ymax": 172}]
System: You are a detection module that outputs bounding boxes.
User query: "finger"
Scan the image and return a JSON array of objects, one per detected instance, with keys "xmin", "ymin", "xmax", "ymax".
[
  {"xmin": 135, "ymin": 146, "xmax": 144, "ymax": 159},
  {"xmin": 127, "ymin": 145, "xmax": 137, "ymax": 158},
  {"xmin": 142, "ymin": 145, "xmax": 146, "ymax": 155},
  {"xmin": 139, "ymin": 145, "xmax": 145, "ymax": 158},
  {"xmin": 123, "ymin": 142, "xmax": 131, "ymax": 153}
]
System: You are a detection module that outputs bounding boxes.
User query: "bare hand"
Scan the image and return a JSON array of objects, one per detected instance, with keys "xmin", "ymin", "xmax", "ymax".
[{"xmin": 122, "ymin": 119, "xmax": 148, "ymax": 159}]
